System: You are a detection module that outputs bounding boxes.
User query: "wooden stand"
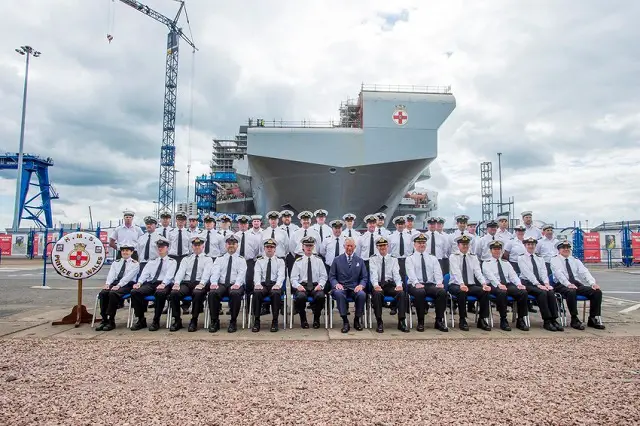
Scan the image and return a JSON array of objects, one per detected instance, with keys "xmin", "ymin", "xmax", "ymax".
[{"xmin": 52, "ymin": 279, "xmax": 93, "ymax": 327}]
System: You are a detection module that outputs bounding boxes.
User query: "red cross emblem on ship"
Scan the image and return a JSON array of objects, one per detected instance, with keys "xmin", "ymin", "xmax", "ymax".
[
  {"xmin": 68, "ymin": 243, "xmax": 90, "ymax": 268},
  {"xmin": 393, "ymin": 107, "xmax": 408, "ymax": 125}
]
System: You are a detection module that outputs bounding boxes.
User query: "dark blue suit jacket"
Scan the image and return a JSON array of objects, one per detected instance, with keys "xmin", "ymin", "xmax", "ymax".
[{"xmin": 329, "ymin": 253, "xmax": 368, "ymax": 290}]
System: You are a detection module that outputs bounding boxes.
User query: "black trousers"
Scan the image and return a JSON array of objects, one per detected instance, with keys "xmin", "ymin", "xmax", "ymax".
[
  {"xmin": 98, "ymin": 282, "xmax": 133, "ymax": 321},
  {"xmin": 252, "ymin": 284, "xmax": 282, "ymax": 321},
  {"xmin": 397, "ymin": 258, "xmax": 407, "ymax": 283},
  {"xmin": 285, "ymin": 253, "xmax": 295, "ymax": 278},
  {"xmin": 409, "ymin": 284, "xmax": 446, "ymax": 323},
  {"xmin": 522, "ymin": 280, "xmax": 559, "ymax": 320},
  {"xmin": 152, "ymin": 284, "xmax": 173, "ymax": 323},
  {"xmin": 510, "ymin": 261, "xmax": 521, "ymax": 274},
  {"xmin": 294, "ymin": 286, "xmax": 325, "ymax": 321},
  {"xmin": 208, "ymin": 284, "xmax": 244, "ymax": 324},
  {"xmin": 449, "ymin": 283, "xmax": 490, "ymax": 319},
  {"xmin": 554, "ymin": 282, "xmax": 602, "ymax": 318},
  {"xmin": 137, "ymin": 262, "xmax": 148, "ymax": 281},
  {"xmin": 191, "ymin": 283, "xmax": 211, "ymax": 321},
  {"xmin": 169, "ymin": 254, "xmax": 187, "ymax": 269},
  {"xmin": 169, "ymin": 281, "xmax": 197, "ymax": 321},
  {"xmin": 131, "ymin": 281, "xmax": 160, "ymax": 318},
  {"xmin": 438, "ymin": 258, "xmax": 450, "ymax": 275},
  {"xmin": 545, "ymin": 262, "xmax": 552, "ymax": 278},
  {"xmin": 506, "ymin": 284, "xmax": 528, "ymax": 319},
  {"xmin": 490, "ymin": 286, "xmax": 508, "ymax": 318},
  {"xmin": 245, "ymin": 259, "xmax": 256, "ymax": 293},
  {"xmin": 372, "ymin": 282, "xmax": 406, "ymax": 321}
]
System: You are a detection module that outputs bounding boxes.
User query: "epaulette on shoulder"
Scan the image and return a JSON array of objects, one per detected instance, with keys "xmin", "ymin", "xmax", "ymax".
[
  {"xmin": 257, "ymin": 256, "xmax": 264, "ymax": 260},
  {"xmin": 131, "ymin": 259, "xmax": 138, "ymax": 263},
  {"xmin": 295, "ymin": 257, "xmax": 303, "ymax": 262},
  {"xmin": 534, "ymin": 253, "xmax": 541, "ymax": 257},
  {"xmin": 236, "ymin": 255, "xmax": 244, "ymax": 259},
  {"xmin": 313, "ymin": 253, "xmax": 321, "ymax": 258},
  {"xmin": 390, "ymin": 254, "xmax": 397, "ymax": 258}
]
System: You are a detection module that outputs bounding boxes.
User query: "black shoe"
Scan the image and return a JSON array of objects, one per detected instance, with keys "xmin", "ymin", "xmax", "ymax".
[
  {"xmin": 341, "ymin": 322, "xmax": 350, "ymax": 333},
  {"xmin": 148, "ymin": 320, "xmax": 160, "ymax": 331},
  {"xmin": 570, "ymin": 317, "xmax": 585, "ymax": 330},
  {"xmin": 270, "ymin": 320, "xmax": 278, "ymax": 332},
  {"xmin": 552, "ymin": 320, "xmax": 564, "ymax": 331},
  {"xmin": 103, "ymin": 321, "xmax": 116, "ymax": 331},
  {"xmin": 587, "ymin": 317, "xmax": 606, "ymax": 330},
  {"xmin": 130, "ymin": 318, "xmax": 147, "ymax": 331},
  {"xmin": 354, "ymin": 316, "xmax": 363, "ymax": 331},
  {"xmin": 225, "ymin": 309, "xmax": 231, "ymax": 315},
  {"xmin": 543, "ymin": 320, "xmax": 557, "ymax": 332},
  {"xmin": 528, "ymin": 301, "xmax": 538, "ymax": 313},
  {"xmin": 301, "ymin": 321, "xmax": 310, "ymax": 329},
  {"xmin": 398, "ymin": 320, "xmax": 409, "ymax": 333},
  {"xmin": 117, "ymin": 301, "xmax": 125, "ymax": 309},
  {"xmin": 468, "ymin": 305, "xmax": 477, "ymax": 314},
  {"xmin": 228, "ymin": 321, "xmax": 237, "ymax": 333},
  {"xmin": 516, "ymin": 318, "xmax": 529, "ymax": 331},
  {"xmin": 500, "ymin": 318, "xmax": 511, "ymax": 331},
  {"xmin": 252, "ymin": 320, "xmax": 261, "ymax": 332},
  {"xmin": 312, "ymin": 318, "xmax": 321, "ymax": 329},
  {"xmin": 459, "ymin": 319, "xmax": 469, "ymax": 331},
  {"xmin": 148, "ymin": 302, "xmax": 156, "ymax": 309},
  {"xmin": 416, "ymin": 323, "xmax": 425, "ymax": 332},
  {"xmin": 435, "ymin": 320, "xmax": 448, "ymax": 332},
  {"xmin": 188, "ymin": 319, "xmax": 197, "ymax": 332},
  {"xmin": 169, "ymin": 320, "xmax": 182, "ymax": 332},
  {"xmin": 209, "ymin": 320, "xmax": 220, "ymax": 333},
  {"xmin": 376, "ymin": 322, "xmax": 384, "ymax": 333},
  {"xmin": 477, "ymin": 318, "xmax": 491, "ymax": 331},
  {"xmin": 389, "ymin": 307, "xmax": 397, "ymax": 316},
  {"xmin": 96, "ymin": 320, "xmax": 108, "ymax": 331}
]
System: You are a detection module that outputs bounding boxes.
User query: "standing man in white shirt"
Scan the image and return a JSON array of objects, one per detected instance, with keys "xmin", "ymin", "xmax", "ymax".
[
  {"xmin": 536, "ymin": 224, "xmax": 559, "ymax": 276},
  {"xmin": 341, "ymin": 213, "xmax": 360, "ymax": 241},
  {"xmin": 551, "ymin": 240, "xmax": 605, "ymax": 330},
  {"xmin": 235, "ymin": 214, "xmax": 261, "ymax": 301},
  {"xmin": 289, "ymin": 211, "xmax": 321, "ymax": 259},
  {"xmin": 389, "ymin": 216, "xmax": 413, "ymax": 283},
  {"xmin": 156, "ymin": 211, "xmax": 173, "ymax": 239},
  {"xmin": 168, "ymin": 211, "xmax": 190, "ymax": 268},
  {"xmin": 424, "ymin": 217, "xmax": 450, "ymax": 275},
  {"xmin": 404, "ymin": 214, "xmax": 420, "ymax": 238},
  {"xmin": 358, "ymin": 214, "xmax": 381, "ymax": 274},
  {"xmin": 522, "ymin": 211, "xmax": 543, "ymax": 240},
  {"xmin": 311, "ymin": 209, "xmax": 332, "ymax": 245},
  {"xmin": 216, "ymin": 214, "xmax": 233, "ymax": 239},
  {"xmin": 187, "ymin": 215, "xmax": 201, "ymax": 238},
  {"xmin": 109, "ymin": 209, "xmax": 144, "ymax": 261},
  {"xmin": 279, "ymin": 209, "xmax": 299, "ymax": 278},
  {"xmin": 137, "ymin": 216, "xmax": 160, "ymax": 279},
  {"xmin": 475, "ymin": 220, "xmax": 499, "ymax": 264},
  {"xmin": 496, "ymin": 213, "xmax": 513, "ymax": 243},
  {"xmin": 321, "ymin": 219, "xmax": 346, "ymax": 276},
  {"xmin": 369, "ymin": 237, "xmax": 408, "ymax": 333},
  {"xmin": 202, "ymin": 214, "xmax": 224, "ymax": 259},
  {"xmin": 374, "ymin": 212, "xmax": 390, "ymax": 237}
]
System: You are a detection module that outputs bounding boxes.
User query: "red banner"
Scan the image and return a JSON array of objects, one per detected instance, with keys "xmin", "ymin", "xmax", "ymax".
[
  {"xmin": 583, "ymin": 232, "xmax": 601, "ymax": 263},
  {"xmin": 632, "ymin": 233, "xmax": 640, "ymax": 262},
  {"xmin": 0, "ymin": 235, "xmax": 11, "ymax": 256},
  {"xmin": 33, "ymin": 234, "xmax": 39, "ymax": 256},
  {"xmin": 46, "ymin": 233, "xmax": 57, "ymax": 256}
]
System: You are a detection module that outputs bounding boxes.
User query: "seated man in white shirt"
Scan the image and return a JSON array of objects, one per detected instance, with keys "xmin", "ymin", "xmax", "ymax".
[
  {"xmin": 550, "ymin": 240, "xmax": 605, "ymax": 330},
  {"xmin": 448, "ymin": 235, "xmax": 491, "ymax": 331},
  {"xmin": 251, "ymin": 238, "xmax": 286, "ymax": 332},
  {"xmin": 517, "ymin": 237, "xmax": 563, "ymax": 332},
  {"xmin": 369, "ymin": 237, "xmax": 408, "ymax": 333},
  {"xmin": 291, "ymin": 236, "xmax": 327, "ymax": 329}
]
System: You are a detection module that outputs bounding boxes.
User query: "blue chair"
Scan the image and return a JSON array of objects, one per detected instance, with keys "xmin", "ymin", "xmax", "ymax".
[
  {"xmin": 248, "ymin": 280, "xmax": 288, "ymax": 330},
  {"xmin": 203, "ymin": 292, "xmax": 247, "ymax": 330},
  {"xmin": 487, "ymin": 293, "xmax": 518, "ymax": 327},
  {"xmin": 166, "ymin": 295, "xmax": 192, "ymax": 329},
  {"xmin": 549, "ymin": 274, "xmax": 589, "ymax": 326},
  {"xmin": 91, "ymin": 291, "xmax": 131, "ymax": 328},
  {"xmin": 408, "ymin": 274, "xmax": 450, "ymax": 329},
  {"xmin": 292, "ymin": 288, "xmax": 329, "ymax": 329},
  {"xmin": 366, "ymin": 279, "xmax": 404, "ymax": 329},
  {"xmin": 444, "ymin": 276, "xmax": 482, "ymax": 329},
  {"xmin": 127, "ymin": 295, "xmax": 155, "ymax": 328}
]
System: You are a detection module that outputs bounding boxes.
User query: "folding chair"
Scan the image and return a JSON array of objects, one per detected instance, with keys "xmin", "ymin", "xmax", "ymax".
[
  {"xmin": 444, "ymin": 275, "xmax": 482, "ymax": 329},
  {"xmin": 248, "ymin": 280, "xmax": 288, "ymax": 330},
  {"xmin": 487, "ymin": 293, "xmax": 518, "ymax": 328},
  {"xmin": 166, "ymin": 295, "xmax": 192, "ymax": 329},
  {"xmin": 203, "ymin": 293, "xmax": 247, "ymax": 330},
  {"xmin": 127, "ymin": 295, "xmax": 155, "ymax": 329},
  {"xmin": 367, "ymin": 280, "xmax": 404, "ymax": 329},
  {"xmin": 328, "ymin": 289, "xmax": 369, "ymax": 329},
  {"xmin": 407, "ymin": 275, "xmax": 449, "ymax": 329},
  {"xmin": 549, "ymin": 275, "xmax": 590, "ymax": 326},
  {"xmin": 91, "ymin": 292, "xmax": 131, "ymax": 328},
  {"xmin": 291, "ymin": 291, "xmax": 328, "ymax": 329}
]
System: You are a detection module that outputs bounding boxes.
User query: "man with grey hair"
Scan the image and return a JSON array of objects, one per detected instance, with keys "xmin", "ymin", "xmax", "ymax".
[{"xmin": 521, "ymin": 211, "xmax": 543, "ymax": 240}]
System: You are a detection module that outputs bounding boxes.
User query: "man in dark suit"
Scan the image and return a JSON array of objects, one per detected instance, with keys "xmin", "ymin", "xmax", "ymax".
[{"xmin": 329, "ymin": 237, "xmax": 368, "ymax": 333}]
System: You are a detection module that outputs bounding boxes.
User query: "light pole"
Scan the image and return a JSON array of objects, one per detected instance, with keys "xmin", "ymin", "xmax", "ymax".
[
  {"xmin": 497, "ymin": 152, "xmax": 503, "ymax": 212},
  {"xmin": 12, "ymin": 46, "xmax": 41, "ymax": 232},
  {"xmin": 152, "ymin": 201, "xmax": 158, "ymax": 218}
]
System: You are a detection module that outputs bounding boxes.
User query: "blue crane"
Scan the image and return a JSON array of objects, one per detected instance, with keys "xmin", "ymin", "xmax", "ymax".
[{"xmin": 114, "ymin": 0, "xmax": 197, "ymax": 218}]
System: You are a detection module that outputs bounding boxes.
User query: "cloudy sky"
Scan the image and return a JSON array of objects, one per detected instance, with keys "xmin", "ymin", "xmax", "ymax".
[{"xmin": 1, "ymin": 0, "xmax": 638, "ymax": 230}]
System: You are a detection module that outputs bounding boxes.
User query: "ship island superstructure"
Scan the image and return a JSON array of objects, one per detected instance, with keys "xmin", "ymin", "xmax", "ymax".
[{"xmin": 195, "ymin": 84, "xmax": 455, "ymax": 228}]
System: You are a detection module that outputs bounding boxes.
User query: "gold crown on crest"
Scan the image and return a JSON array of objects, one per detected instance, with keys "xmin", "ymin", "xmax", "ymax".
[
  {"xmin": 73, "ymin": 242, "xmax": 87, "ymax": 251},
  {"xmin": 395, "ymin": 104, "xmax": 406, "ymax": 110}
]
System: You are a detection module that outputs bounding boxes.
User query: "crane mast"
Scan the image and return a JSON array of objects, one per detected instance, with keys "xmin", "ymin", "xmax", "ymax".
[{"xmin": 115, "ymin": 0, "xmax": 197, "ymax": 219}]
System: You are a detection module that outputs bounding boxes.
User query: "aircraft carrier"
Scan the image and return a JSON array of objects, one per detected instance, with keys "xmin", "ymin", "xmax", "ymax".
[{"xmin": 206, "ymin": 84, "xmax": 456, "ymax": 227}]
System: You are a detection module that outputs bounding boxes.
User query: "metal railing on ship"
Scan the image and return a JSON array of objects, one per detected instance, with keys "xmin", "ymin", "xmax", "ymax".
[
  {"xmin": 249, "ymin": 118, "xmax": 361, "ymax": 129},
  {"xmin": 360, "ymin": 84, "xmax": 452, "ymax": 94}
]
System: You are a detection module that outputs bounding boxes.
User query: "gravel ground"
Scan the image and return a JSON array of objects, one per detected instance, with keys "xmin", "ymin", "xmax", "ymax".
[{"xmin": 1, "ymin": 338, "xmax": 639, "ymax": 425}]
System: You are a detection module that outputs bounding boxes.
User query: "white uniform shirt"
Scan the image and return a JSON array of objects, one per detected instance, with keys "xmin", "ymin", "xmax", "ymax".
[
  {"xmin": 201, "ymin": 229, "xmax": 225, "ymax": 258},
  {"xmin": 279, "ymin": 223, "xmax": 299, "ymax": 241},
  {"xmin": 341, "ymin": 227, "xmax": 360, "ymax": 241},
  {"xmin": 504, "ymin": 238, "xmax": 526, "ymax": 263},
  {"xmin": 448, "ymin": 229, "xmax": 476, "ymax": 255},
  {"xmin": 320, "ymin": 235, "xmax": 346, "ymax": 266},
  {"xmin": 260, "ymin": 227, "xmax": 289, "ymax": 258},
  {"xmin": 389, "ymin": 230, "xmax": 413, "ymax": 258},
  {"xmin": 137, "ymin": 255, "xmax": 177, "ymax": 284},
  {"xmin": 358, "ymin": 231, "xmax": 382, "ymax": 260},
  {"xmin": 311, "ymin": 223, "xmax": 332, "ymax": 243},
  {"xmin": 536, "ymin": 237, "xmax": 559, "ymax": 263},
  {"xmin": 217, "ymin": 228, "xmax": 233, "ymax": 240},
  {"xmin": 475, "ymin": 233, "xmax": 499, "ymax": 262},
  {"xmin": 156, "ymin": 225, "xmax": 173, "ymax": 239},
  {"xmin": 234, "ymin": 230, "xmax": 261, "ymax": 260},
  {"xmin": 482, "ymin": 258, "xmax": 521, "ymax": 286},
  {"xmin": 290, "ymin": 227, "xmax": 322, "ymax": 255},
  {"xmin": 550, "ymin": 255, "xmax": 596, "ymax": 286},
  {"xmin": 375, "ymin": 226, "xmax": 391, "ymax": 238},
  {"xmin": 110, "ymin": 224, "xmax": 144, "ymax": 249},
  {"xmin": 136, "ymin": 232, "xmax": 161, "ymax": 263},
  {"xmin": 168, "ymin": 227, "xmax": 191, "ymax": 257},
  {"xmin": 524, "ymin": 225, "xmax": 543, "ymax": 240},
  {"xmin": 106, "ymin": 258, "xmax": 140, "ymax": 285},
  {"xmin": 290, "ymin": 254, "xmax": 327, "ymax": 290},
  {"xmin": 425, "ymin": 230, "xmax": 449, "ymax": 259},
  {"xmin": 369, "ymin": 254, "xmax": 402, "ymax": 286},
  {"xmin": 253, "ymin": 255, "xmax": 286, "ymax": 288},
  {"xmin": 517, "ymin": 253, "xmax": 549, "ymax": 285},
  {"xmin": 405, "ymin": 251, "xmax": 443, "ymax": 286},
  {"xmin": 204, "ymin": 253, "xmax": 247, "ymax": 286},
  {"xmin": 448, "ymin": 252, "xmax": 486, "ymax": 286},
  {"xmin": 496, "ymin": 229, "xmax": 513, "ymax": 243},
  {"xmin": 187, "ymin": 227, "xmax": 202, "ymax": 240},
  {"xmin": 173, "ymin": 253, "xmax": 213, "ymax": 283}
]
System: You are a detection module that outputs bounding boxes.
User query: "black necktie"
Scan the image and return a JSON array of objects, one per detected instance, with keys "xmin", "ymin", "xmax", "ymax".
[
  {"xmin": 190, "ymin": 255, "xmax": 199, "ymax": 283},
  {"xmin": 117, "ymin": 260, "xmax": 126, "ymax": 282},
  {"xmin": 286, "ymin": 226, "xmax": 290, "ymax": 237},
  {"xmin": 335, "ymin": 238, "xmax": 340, "ymax": 257},
  {"xmin": 531, "ymin": 254, "xmax": 542, "ymax": 284},
  {"xmin": 492, "ymin": 235, "xmax": 495, "ymax": 241},
  {"xmin": 369, "ymin": 233, "xmax": 374, "ymax": 257},
  {"xmin": 271, "ymin": 228, "xmax": 275, "ymax": 239},
  {"xmin": 399, "ymin": 233, "xmax": 405, "ymax": 256},
  {"xmin": 205, "ymin": 230, "xmax": 211, "ymax": 255},
  {"xmin": 565, "ymin": 258, "xmax": 576, "ymax": 282},
  {"xmin": 319, "ymin": 226, "xmax": 323, "ymax": 240},
  {"xmin": 420, "ymin": 254, "xmax": 428, "ymax": 283},
  {"xmin": 223, "ymin": 230, "xmax": 227, "ymax": 237},
  {"xmin": 348, "ymin": 229, "xmax": 352, "ymax": 238},
  {"xmin": 462, "ymin": 254, "xmax": 469, "ymax": 285},
  {"xmin": 381, "ymin": 256, "xmax": 386, "ymax": 283},
  {"xmin": 224, "ymin": 256, "xmax": 232, "ymax": 285},
  {"xmin": 162, "ymin": 228, "xmax": 167, "ymax": 238},
  {"xmin": 430, "ymin": 231, "xmax": 436, "ymax": 256},
  {"xmin": 265, "ymin": 257, "xmax": 272, "ymax": 285},
  {"xmin": 152, "ymin": 258, "xmax": 164, "ymax": 282},
  {"xmin": 304, "ymin": 229, "xmax": 307, "ymax": 237},
  {"xmin": 497, "ymin": 260, "xmax": 507, "ymax": 284},
  {"xmin": 144, "ymin": 234, "xmax": 151, "ymax": 261},
  {"xmin": 177, "ymin": 229, "xmax": 183, "ymax": 257},
  {"xmin": 378, "ymin": 229, "xmax": 381, "ymax": 235},
  {"xmin": 307, "ymin": 257, "xmax": 313, "ymax": 286},
  {"xmin": 240, "ymin": 232, "xmax": 245, "ymax": 257}
]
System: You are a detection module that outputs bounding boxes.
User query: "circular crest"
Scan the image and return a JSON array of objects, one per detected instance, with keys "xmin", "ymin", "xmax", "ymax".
[
  {"xmin": 392, "ymin": 106, "xmax": 408, "ymax": 125},
  {"xmin": 52, "ymin": 232, "xmax": 106, "ymax": 280}
]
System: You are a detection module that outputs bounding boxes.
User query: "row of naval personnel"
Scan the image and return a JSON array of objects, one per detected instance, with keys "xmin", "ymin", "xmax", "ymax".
[{"xmin": 95, "ymin": 228, "xmax": 605, "ymax": 334}]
